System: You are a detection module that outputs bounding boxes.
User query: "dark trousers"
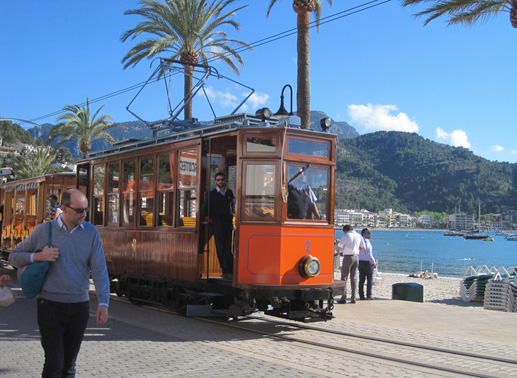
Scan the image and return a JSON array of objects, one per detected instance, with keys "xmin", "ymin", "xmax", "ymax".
[
  {"xmin": 213, "ymin": 222, "xmax": 234, "ymax": 275},
  {"xmin": 358, "ymin": 260, "xmax": 374, "ymax": 299},
  {"xmin": 37, "ymin": 298, "xmax": 90, "ymax": 378}
]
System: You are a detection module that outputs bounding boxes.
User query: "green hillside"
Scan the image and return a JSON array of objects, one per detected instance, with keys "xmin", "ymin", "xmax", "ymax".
[{"xmin": 336, "ymin": 131, "xmax": 517, "ymax": 214}]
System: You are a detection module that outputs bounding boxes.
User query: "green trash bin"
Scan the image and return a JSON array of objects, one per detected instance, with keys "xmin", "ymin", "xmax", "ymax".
[{"xmin": 392, "ymin": 283, "xmax": 423, "ymax": 302}]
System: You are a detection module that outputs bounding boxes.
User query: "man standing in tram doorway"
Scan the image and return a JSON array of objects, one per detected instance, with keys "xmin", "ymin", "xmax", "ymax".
[{"xmin": 201, "ymin": 172, "xmax": 235, "ymax": 280}]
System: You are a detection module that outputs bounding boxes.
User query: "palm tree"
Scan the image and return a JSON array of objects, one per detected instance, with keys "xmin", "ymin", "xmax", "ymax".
[
  {"xmin": 121, "ymin": 0, "xmax": 250, "ymax": 120},
  {"xmin": 15, "ymin": 147, "xmax": 56, "ymax": 179},
  {"xmin": 402, "ymin": 0, "xmax": 517, "ymax": 29},
  {"xmin": 47, "ymin": 97, "xmax": 117, "ymax": 159},
  {"xmin": 267, "ymin": 0, "xmax": 332, "ymax": 129}
]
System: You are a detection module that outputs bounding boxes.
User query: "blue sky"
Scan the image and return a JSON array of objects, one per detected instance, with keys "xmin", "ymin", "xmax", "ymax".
[{"xmin": 1, "ymin": 1, "xmax": 516, "ymax": 162}]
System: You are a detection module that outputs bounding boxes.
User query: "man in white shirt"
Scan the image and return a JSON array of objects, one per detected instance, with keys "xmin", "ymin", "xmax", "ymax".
[{"xmin": 336, "ymin": 225, "xmax": 365, "ymax": 304}]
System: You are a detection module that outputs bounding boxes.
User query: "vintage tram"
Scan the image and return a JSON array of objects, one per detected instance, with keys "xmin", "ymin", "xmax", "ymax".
[
  {"xmin": 74, "ymin": 111, "xmax": 343, "ymax": 320},
  {"xmin": 0, "ymin": 172, "xmax": 82, "ymax": 259}
]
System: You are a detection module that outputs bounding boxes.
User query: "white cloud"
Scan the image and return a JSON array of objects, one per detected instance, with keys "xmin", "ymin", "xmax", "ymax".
[
  {"xmin": 512, "ymin": 150, "xmax": 517, "ymax": 155},
  {"xmin": 245, "ymin": 92, "xmax": 269, "ymax": 110},
  {"xmin": 347, "ymin": 104, "xmax": 419, "ymax": 133},
  {"xmin": 435, "ymin": 128, "xmax": 470, "ymax": 148},
  {"xmin": 202, "ymin": 87, "xmax": 268, "ymax": 112},
  {"xmin": 490, "ymin": 145, "xmax": 504, "ymax": 152}
]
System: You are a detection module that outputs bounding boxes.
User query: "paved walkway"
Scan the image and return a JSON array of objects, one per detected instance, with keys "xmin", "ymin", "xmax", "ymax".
[{"xmin": 1, "ymin": 266, "xmax": 516, "ymax": 377}]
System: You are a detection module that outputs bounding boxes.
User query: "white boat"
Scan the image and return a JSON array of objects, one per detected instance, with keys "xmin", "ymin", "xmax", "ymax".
[{"xmin": 444, "ymin": 230, "xmax": 464, "ymax": 237}]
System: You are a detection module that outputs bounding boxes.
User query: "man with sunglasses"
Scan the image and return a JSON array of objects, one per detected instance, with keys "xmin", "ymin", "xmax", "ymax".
[
  {"xmin": 201, "ymin": 172, "xmax": 235, "ymax": 280},
  {"xmin": 10, "ymin": 189, "xmax": 109, "ymax": 377}
]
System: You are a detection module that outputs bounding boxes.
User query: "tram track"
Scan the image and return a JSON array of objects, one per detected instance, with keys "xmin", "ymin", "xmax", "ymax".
[
  {"xmin": 110, "ymin": 295, "xmax": 517, "ymax": 377},
  {"xmin": 198, "ymin": 315, "xmax": 516, "ymax": 378}
]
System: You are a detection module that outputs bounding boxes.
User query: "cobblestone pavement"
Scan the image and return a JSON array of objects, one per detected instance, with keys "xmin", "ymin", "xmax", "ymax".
[{"xmin": 1, "ymin": 268, "xmax": 517, "ymax": 377}]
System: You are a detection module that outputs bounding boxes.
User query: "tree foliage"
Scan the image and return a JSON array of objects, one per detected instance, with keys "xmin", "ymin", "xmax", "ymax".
[
  {"xmin": 402, "ymin": 0, "xmax": 517, "ymax": 29},
  {"xmin": 0, "ymin": 121, "xmax": 38, "ymax": 146},
  {"xmin": 121, "ymin": 0, "xmax": 250, "ymax": 119},
  {"xmin": 47, "ymin": 97, "xmax": 118, "ymax": 158},
  {"xmin": 14, "ymin": 147, "xmax": 56, "ymax": 179}
]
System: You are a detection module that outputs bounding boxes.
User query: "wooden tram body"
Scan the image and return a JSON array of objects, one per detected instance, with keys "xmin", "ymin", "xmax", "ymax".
[
  {"xmin": 78, "ymin": 113, "xmax": 343, "ymax": 320},
  {"xmin": 0, "ymin": 173, "xmax": 82, "ymax": 258}
]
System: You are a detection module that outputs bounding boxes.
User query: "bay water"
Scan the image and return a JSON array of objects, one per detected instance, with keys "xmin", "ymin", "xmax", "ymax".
[{"xmin": 334, "ymin": 229, "xmax": 516, "ymax": 278}]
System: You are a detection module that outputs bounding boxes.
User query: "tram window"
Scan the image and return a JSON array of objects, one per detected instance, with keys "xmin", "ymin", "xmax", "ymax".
[
  {"xmin": 288, "ymin": 138, "xmax": 329, "ymax": 158},
  {"xmin": 157, "ymin": 153, "xmax": 174, "ymax": 227},
  {"xmin": 245, "ymin": 136, "xmax": 276, "ymax": 153},
  {"xmin": 177, "ymin": 149, "xmax": 197, "ymax": 227},
  {"xmin": 15, "ymin": 192, "xmax": 24, "ymax": 213},
  {"xmin": 27, "ymin": 190, "xmax": 37, "ymax": 215},
  {"xmin": 107, "ymin": 163, "xmax": 120, "ymax": 225},
  {"xmin": 287, "ymin": 165, "xmax": 328, "ymax": 222},
  {"xmin": 139, "ymin": 157, "xmax": 155, "ymax": 227},
  {"xmin": 122, "ymin": 160, "xmax": 136, "ymax": 226},
  {"xmin": 243, "ymin": 163, "xmax": 276, "ymax": 220},
  {"xmin": 93, "ymin": 165, "xmax": 105, "ymax": 226}
]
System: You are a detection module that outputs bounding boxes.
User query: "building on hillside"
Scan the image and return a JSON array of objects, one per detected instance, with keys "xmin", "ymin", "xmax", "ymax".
[
  {"xmin": 418, "ymin": 214, "xmax": 432, "ymax": 227},
  {"xmin": 0, "ymin": 146, "xmax": 18, "ymax": 157},
  {"xmin": 14, "ymin": 143, "xmax": 37, "ymax": 154},
  {"xmin": 447, "ymin": 213, "xmax": 475, "ymax": 230}
]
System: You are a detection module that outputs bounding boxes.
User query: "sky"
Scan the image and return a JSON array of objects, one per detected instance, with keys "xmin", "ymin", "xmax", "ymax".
[{"xmin": 1, "ymin": 0, "xmax": 516, "ymax": 163}]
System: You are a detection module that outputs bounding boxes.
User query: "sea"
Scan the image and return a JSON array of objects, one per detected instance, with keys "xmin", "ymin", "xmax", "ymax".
[{"xmin": 334, "ymin": 229, "xmax": 516, "ymax": 278}]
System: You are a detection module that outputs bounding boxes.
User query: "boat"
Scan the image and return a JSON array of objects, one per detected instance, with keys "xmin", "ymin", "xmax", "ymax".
[
  {"xmin": 464, "ymin": 230, "xmax": 490, "ymax": 240},
  {"xmin": 444, "ymin": 230, "xmax": 464, "ymax": 237},
  {"xmin": 481, "ymin": 236, "xmax": 494, "ymax": 241},
  {"xmin": 463, "ymin": 201, "xmax": 489, "ymax": 240},
  {"xmin": 506, "ymin": 235, "xmax": 517, "ymax": 241}
]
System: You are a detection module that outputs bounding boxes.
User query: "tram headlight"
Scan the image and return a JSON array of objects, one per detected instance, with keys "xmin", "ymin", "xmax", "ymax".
[{"xmin": 299, "ymin": 255, "xmax": 321, "ymax": 278}]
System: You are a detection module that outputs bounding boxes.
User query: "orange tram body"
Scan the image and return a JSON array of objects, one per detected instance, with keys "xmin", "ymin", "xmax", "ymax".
[{"xmin": 1, "ymin": 114, "xmax": 344, "ymax": 320}]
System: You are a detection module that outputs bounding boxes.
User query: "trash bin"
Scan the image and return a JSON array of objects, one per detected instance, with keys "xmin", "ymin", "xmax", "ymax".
[{"xmin": 392, "ymin": 283, "xmax": 423, "ymax": 302}]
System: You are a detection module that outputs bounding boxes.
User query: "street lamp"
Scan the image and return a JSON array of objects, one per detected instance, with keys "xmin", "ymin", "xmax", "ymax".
[{"xmin": 274, "ymin": 84, "xmax": 294, "ymax": 117}]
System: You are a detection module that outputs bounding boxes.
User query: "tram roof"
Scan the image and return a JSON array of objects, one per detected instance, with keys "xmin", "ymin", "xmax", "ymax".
[
  {"xmin": 0, "ymin": 172, "xmax": 76, "ymax": 190},
  {"xmin": 81, "ymin": 113, "xmax": 336, "ymax": 162}
]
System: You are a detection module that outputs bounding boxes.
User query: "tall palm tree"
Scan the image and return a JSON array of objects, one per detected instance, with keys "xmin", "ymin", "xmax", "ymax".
[
  {"xmin": 121, "ymin": 0, "xmax": 250, "ymax": 120},
  {"xmin": 15, "ymin": 147, "xmax": 56, "ymax": 179},
  {"xmin": 47, "ymin": 97, "xmax": 117, "ymax": 159},
  {"xmin": 402, "ymin": 0, "xmax": 517, "ymax": 29},
  {"xmin": 267, "ymin": 0, "xmax": 332, "ymax": 129}
]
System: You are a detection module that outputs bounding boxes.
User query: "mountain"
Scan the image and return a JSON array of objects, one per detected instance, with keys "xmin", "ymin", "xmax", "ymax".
[
  {"xmin": 309, "ymin": 111, "xmax": 359, "ymax": 139},
  {"xmin": 336, "ymin": 131, "xmax": 517, "ymax": 214},
  {"xmin": 28, "ymin": 121, "xmax": 153, "ymax": 157}
]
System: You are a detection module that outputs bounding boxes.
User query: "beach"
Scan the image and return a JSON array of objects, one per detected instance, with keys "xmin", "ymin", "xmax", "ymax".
[{"xmin": 336, "ymin": 270, "xmax": 485, "ymax": 309}]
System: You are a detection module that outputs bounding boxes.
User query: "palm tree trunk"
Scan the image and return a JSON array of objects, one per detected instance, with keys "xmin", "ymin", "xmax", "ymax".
[
  {"xmin": 184, "ymin": 65, "xmax": 193, "ymax": 120},
  {"xmin": 297, "ymin": 11, "xmax": 311, "ymax": 130}
]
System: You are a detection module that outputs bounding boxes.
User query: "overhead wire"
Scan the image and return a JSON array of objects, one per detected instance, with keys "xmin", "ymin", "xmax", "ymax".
[{"xmin": 27, "ymin": 0, "xmax": 392, "ymax": 126}]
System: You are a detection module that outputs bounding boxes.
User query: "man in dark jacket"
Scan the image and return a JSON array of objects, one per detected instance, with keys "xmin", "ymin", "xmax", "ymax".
[{"xmin": 201, "ymin": 172, "xmax": 235, "ymax": 279}]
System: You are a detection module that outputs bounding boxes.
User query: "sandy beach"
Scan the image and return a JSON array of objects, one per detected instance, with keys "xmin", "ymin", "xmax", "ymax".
[{"xmin": 336, "ymin": 270, "xmax": 485, "ymax": 309}]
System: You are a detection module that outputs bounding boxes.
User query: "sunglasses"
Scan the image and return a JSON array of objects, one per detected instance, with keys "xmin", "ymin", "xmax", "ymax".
[
  {"xmin": 67, "ymin": 206, "xmax": 89, "ymax": 214},
  {"xmin": 215, "ymin": 178, "xmax": 225, "ymax": 182}
]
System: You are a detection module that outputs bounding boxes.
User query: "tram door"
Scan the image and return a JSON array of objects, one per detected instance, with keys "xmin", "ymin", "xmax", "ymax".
[{"xmin": 200, "ymin": 135, "xmax": 237, "ymax": 278}]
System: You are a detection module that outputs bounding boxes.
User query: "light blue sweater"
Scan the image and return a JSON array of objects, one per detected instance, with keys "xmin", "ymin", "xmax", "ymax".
[{"xmin": 9, "ymin": 220, "xmax": 110, "ymax": 305}]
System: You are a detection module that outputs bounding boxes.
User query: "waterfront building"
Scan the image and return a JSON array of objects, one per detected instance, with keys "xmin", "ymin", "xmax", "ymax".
[{"xmin": 447, "ymin": 213, "xmax": 475, "ymax": 230}]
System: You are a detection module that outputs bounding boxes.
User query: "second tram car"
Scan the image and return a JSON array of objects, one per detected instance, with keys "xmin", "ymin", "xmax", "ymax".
[
  {"xmin": 1, "ymin": 172, "xmax": 81, "ymax": 259},
  {"xmin": 78, "ymin": 113, "xmax": 344, "ymax": 320}
]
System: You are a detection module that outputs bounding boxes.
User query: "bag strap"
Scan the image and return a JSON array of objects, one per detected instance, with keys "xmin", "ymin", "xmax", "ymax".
[{"xmin": 48, "ymin": 221, "xmax": 52, "ymax": 248}]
